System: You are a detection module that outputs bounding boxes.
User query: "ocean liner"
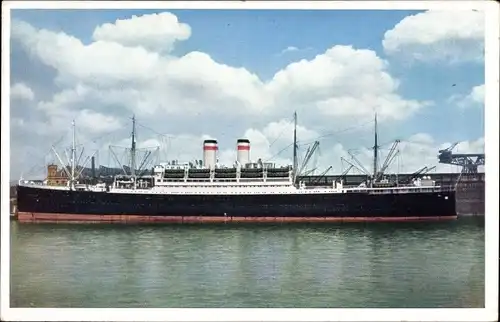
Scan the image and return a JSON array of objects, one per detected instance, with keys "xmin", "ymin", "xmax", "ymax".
[{"xmin": 16, "ymin": 113, "xmax": 457, "ymax": 223}]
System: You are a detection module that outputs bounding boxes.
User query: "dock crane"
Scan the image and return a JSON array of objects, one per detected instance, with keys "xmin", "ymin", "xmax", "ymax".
[{"xmin": 438, "ymin": 142, "xmax": 485, "ymax": 173}]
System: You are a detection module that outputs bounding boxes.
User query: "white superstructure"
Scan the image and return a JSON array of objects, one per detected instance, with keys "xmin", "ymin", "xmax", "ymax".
[{"xmin": 19, "ymin": 173, "xmax": 443, "ymax": 197}]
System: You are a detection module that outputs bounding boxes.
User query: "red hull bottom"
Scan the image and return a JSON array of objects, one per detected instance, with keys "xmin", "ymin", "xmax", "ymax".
[{"xmin": 17, "ymin": 212, "xmax": 458, "ymax": 224}]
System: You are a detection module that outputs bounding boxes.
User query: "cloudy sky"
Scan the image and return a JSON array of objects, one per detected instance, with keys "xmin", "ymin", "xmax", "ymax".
[{"xmin": 9, "ymin": 9, "xmax": 485, "ymax": 179}]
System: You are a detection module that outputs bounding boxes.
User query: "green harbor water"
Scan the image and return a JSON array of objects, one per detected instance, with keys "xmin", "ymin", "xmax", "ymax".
[{"xmin": 10, "ymin": 217, "xmax": 485, "ymax": 308}]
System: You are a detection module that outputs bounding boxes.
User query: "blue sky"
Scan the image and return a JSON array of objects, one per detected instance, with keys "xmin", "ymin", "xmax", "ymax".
[{"xmin": 9, "ymin": 8, "xmax": 485, "ymax": 177}]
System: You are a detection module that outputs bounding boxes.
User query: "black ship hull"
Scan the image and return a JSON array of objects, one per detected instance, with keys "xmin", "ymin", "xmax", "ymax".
[{"xmin": 16, "ymin": 185, "xmax": 457, "ymax": 223}]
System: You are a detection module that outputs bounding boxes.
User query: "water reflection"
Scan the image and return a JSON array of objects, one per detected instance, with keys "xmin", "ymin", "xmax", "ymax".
[{"xmin": 11, "ymin": 218, "xmax": 484, "ymax": 308}]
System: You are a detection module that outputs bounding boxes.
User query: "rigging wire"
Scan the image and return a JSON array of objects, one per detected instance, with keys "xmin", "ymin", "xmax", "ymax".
[
  {"xmin": 265, "ymin": 143, "xmax": 294, "ymax": 162},
  {"xmin": 265, "ymin": 119, "xmax": 374, "ymax": 162},
  {"xmin": 22, "ymin": 148, "xmax": 52, "ymax": 179},
  {"xmin": 24, "ymin": 118, "xmax": 133, "ymax": 176},
  {"xmin": 137, "ymin": 120, "xmax": 194, "ymax": 161},
  {"xmin": 135, "ymin": 120, "xmax": 176, "ymax": 161},
  {"xmin": 136, "ymin": 121, "xmax": 174, "ymax": 140},
  {"xmin": 20, "ymin": 129, "xmax": 69, "ymax": 179},
  {"xmin": 268, "ymin": 114, "xmax": 295, "ymax": 148},
  {"xmin": 81, "ymin": 120, "xmax": 132, "ymax": 146},
  {"xmin": 297, "ymin": 119, "xmax": 374, "ymax": 147}
]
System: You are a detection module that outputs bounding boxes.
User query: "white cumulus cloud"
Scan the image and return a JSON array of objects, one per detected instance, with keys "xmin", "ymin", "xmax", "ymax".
[
  {"xmin": 467, "ymin": 84, "xmax": 485, "ymax": 105},
  {"xmin": 267, "ymin": 45, "xmax": 428, "ymax": 121},
  {"xmin": 12, "ymin": 19, "xmax": 164, "ymax": 88},
  {"xmin": 11, "ymin": 82, "xmax": 34, "ymax": 101},
  {"xmin": 448, "ymin": 83, "xmax": 485, "ymax": 108},
  {"xmin": 383, "ymin": 10, "xmax": 484, "ymax": 64},
  {"xmin": 280, "ymin": 46, "xmax": 299, "ymax": 55},
  {"xmin": 92, "ymin": 12, "xmax": 191, "ymax": 53},
  {"xmin": 11, "ymin": 17, "xmax": 427, "ymax": 127},
  {"xmin": 10, "ymin": 11, "xmax": 481, "ymax": 180}
]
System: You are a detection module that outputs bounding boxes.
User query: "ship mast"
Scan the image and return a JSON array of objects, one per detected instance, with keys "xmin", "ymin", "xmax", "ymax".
[
  {"xmin": 70, "ymin": 119, "xmax": 76, "ymax": 190},
  {"xmin": 372, "ymin": 113, "xmax": 379, "ymax": 187},
  {"xmin": 293, "ymin": 111, "xmax": 298, "ymax": 183},
  {"xmin": 131, "ymin": 115, "xmax": 137, "ymax": 189}
]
